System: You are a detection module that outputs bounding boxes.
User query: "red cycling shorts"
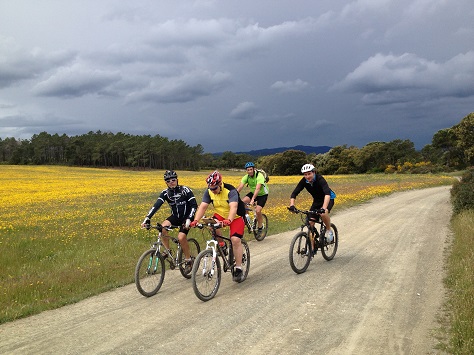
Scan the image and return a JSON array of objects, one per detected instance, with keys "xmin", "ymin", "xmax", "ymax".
[{"xmin": 213, "ymin": 214, "xmax": 244, "ymax": 238}]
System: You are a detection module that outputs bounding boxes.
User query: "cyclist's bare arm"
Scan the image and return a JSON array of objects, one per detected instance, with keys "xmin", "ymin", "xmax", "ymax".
[
  {"xmin": 236, "ymin": 182, "xmax": 244, "ymax": 193},
  {"xmin": 250, "ymin": 183, "xmax": 262, "ymax": 203}
]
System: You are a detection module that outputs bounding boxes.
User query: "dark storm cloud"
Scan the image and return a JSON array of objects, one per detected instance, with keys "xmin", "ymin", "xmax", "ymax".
[
  {"xmin": 230, "ymin": 102, "xmax": 259, "ymax": 120},
  {"xmin": 32, "ymin": 66, "xmax": 122, "ymax": 98},
  {"xmin": 0, "ymin": 0, "xmax": 473, "ymax": 152},
  {"xmin": 333, "ymin": 51, "xmax": 474, "ymax": 105},
  {"xmin": 0, "ymin": 43, "xmax": 75, "ymax": 88},
  {"xmin": 125, "ymin": 70, "xmax": 232, "ymax": 104},
  {"xmin": 271, "ymin": 79, "xmax": 310, "ymax": 93}
]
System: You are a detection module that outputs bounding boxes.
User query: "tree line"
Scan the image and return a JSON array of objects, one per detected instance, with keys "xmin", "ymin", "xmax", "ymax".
[
  {"xmin": 205, "ymin": 112, "xmax": 473, "ymax": 174},
  {"xmin": 1, "ymin": 113, "xmax": 472, "ymax": 174},
  {"xmin": 0, "ymin": 131, "xmax": 204, "ymax": 170}
]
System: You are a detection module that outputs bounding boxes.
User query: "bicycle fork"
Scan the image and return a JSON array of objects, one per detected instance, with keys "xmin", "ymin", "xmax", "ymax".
[
  {"xmin": 201, "ymin": 240, "xmax": 218, "ymax": 278},
  {"xmin": 148, "ymin": 249, "xmax": 161, "ymax": 274}
]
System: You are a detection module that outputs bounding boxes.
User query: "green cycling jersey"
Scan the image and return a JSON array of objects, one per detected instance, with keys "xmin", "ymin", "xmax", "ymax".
[{"xmin": 241, "ymin": 171, "xmax": 269, "ymax": 196}]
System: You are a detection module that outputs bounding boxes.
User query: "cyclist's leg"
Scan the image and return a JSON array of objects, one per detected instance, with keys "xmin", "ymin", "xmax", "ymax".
[
  {"xmin": 309, "ymin": 219, "xmax": 316, "ymax": 251},
  {"xmin": 242, "ymin": 192, "xmax": 252, "ymax": 204},
  {"xmin": 308, "ymin": 205, "xmax": 320, "ymax": 251},
  {"xmin": 178, "ymin": 230, "xmax": 191, "ymax": 259},
  {"xmin": 177, "ymin": 228, "xmax": 193, "ymax": 274},
  {"xmin": 161, "ymin": 218, "xmax": 173, "ymax": 250},
  {"xmin": 320, "ymin": 199, "xmax": 334, "ymax": 233},
  {"xmin": 165, "ymin": 215, "xmax": 190, "ymax": 258},
  {"xmin": 229, "ymin": 218, "xmax": 245, "ymax": 267},
  {"xmin": 255, "ymin": 195, "xmax": 267, "ymax": 228}
]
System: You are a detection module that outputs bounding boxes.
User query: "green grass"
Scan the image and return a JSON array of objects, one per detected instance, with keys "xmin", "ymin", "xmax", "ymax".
[{"xmin": 436, "ymin": 210, "xmax": 474, "ymax": 354}]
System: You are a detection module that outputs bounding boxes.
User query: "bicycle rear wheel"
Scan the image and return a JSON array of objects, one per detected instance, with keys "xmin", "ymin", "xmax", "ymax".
[
  {"xmin": 321, "ymin": 223, "xmax": 338, "ymax": 261},
  {"xmin": 178, "ymin": 238, "xmax": 201, "ymax": 279},
  {"xmin": 135, "ymin": 249, "xmax": 165, "ymax": 297},
  {"xmin": 253, "ymin": 214, "xmax": 268, "ymax": 241},
  {"xmin": 289, "ymin": 232, "xmax": 311, "ymax": 274},
  {"xmin": 192, "ymin": 249, "xmax": 221, "ymax": 301}
]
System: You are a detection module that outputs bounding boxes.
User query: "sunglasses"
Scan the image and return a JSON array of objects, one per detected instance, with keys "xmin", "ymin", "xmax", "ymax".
[
  {"xmin": 209, "ymin": 185, "xmax": 220, "ymax": 191},
  {"xmin": 165, "ymin": 178, "xmax": 177, "ymax": 183}
]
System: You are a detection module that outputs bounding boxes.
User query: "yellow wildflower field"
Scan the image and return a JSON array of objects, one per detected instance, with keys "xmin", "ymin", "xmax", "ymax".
[{"xmin": 0, "ymin": 165, "xmax": 455, "ymax": 323}]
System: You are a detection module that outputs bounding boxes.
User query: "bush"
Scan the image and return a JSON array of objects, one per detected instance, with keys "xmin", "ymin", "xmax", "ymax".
[{"xmin": 451, "ymin": 168, "xmax": 474, "ymax": 214}]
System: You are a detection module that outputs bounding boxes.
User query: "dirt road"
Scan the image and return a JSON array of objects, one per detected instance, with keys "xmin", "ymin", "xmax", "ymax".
[{"xmin": 0, "ymin": 186, "xmax": 452, "ymax": 354}]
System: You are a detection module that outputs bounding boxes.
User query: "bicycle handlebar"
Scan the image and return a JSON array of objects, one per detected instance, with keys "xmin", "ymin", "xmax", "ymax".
[
  {"xmin": 192, "ymin": 218, "xmax": 222, "ymax": 230},
  {"xmin": 245, "ymin": 202, "xmax": 257, "ymax": 211},
  {"xmin": 143, "ymin": 223, "xmax": 180, "ymax": 231},
  {"xmin": 287, "ymin": 207, "xmax": 326, "ymax": 215}
]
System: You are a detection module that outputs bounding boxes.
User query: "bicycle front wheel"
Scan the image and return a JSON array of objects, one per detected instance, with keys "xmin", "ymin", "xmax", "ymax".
[
  {"xmin": 178, "ymin": 238, "xmax": 201, "ymax": 279},
  {"xmin": 192, "ymin": 249, "xmax": 221, "ymax": 302},
  {"xmin": 321, "ymin": 223, "xmax": 338, "ymax": 261},
  {"xmin": 289, "ymin": 232, "xmax": 311, "ymax": 274},
  {"xmin": 135, "ymin": 249, "xmax": 165, "ymax": 297},
  {"xmin": 253, "ymin": 214, "xmax": 268, "ymax": 241}
]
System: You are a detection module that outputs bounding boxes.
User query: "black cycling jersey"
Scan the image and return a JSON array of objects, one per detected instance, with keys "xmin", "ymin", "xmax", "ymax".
[
  {"xmin": 290, "ymin": 174, "xmax": 332, "ymax": 205},
  {"xmin": 146, "ymin": 185, "xmax": 197, "ymax": 220}
]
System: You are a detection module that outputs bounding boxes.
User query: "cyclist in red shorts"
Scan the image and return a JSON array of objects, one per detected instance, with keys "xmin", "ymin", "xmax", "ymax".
[{"xmin": 190, "ymin": 170, "xmax": 246, "ymax": 282}]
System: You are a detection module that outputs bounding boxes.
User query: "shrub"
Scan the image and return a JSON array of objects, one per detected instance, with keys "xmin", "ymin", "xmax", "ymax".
[
  {"xmin": 451, "ymin": 168, "xmax": 474, "ymax": 214},
  {"xmin": 385, "ymin": 165, "xmax": 396, "ymax": 173}
]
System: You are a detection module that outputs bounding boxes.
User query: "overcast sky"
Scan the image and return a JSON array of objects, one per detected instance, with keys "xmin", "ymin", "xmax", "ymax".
[{"xmin": 1, "ymin": 0, "xmax": 473, "ymax": 153}]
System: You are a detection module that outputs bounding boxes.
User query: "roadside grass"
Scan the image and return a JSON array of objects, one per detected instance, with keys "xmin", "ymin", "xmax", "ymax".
[
  {"xmin": 436, "ymin": 210, "xmax": 474, "ymax": 354},
  {"xmin": 0, "ymin": 166, "xmax": 456, "ymax": 325}
]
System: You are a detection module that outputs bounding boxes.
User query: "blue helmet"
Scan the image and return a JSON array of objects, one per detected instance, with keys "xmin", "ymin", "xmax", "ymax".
[{"xmin": 245, "ymin": 162, "xmax": 255, "ymax": 168}]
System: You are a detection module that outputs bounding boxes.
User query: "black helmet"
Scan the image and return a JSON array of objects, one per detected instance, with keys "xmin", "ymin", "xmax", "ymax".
[{"xmin": 163, "ymin": 170, "xmax": 178, "ymax": 181}]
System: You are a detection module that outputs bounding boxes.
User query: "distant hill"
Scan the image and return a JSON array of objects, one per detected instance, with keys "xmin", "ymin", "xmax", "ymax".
[{"xmin": 215, "ymin": 145, "xmax": 332, "ymax": 157}]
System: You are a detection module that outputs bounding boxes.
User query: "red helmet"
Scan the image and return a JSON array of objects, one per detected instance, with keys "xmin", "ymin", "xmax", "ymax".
[{"xmin": 206, "ymin": 170, "xmax": 222, "ymax": 187}]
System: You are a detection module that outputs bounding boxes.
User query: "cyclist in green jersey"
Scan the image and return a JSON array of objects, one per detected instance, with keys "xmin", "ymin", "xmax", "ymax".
[{"xmin": 237, "ymin": 162, "xmax": 269, "ymax": 235}]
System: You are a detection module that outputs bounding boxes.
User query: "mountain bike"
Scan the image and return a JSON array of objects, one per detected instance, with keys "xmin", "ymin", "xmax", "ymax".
[
  {"xmin": 135, "ymin": 223, "xmax": 201, "ymax": 297},
  {"xmin": 287, "ymin": 207, "xmax": 338, "ymax": 274},
  {"xmin": 191, "ymin": 218, "xmax": 250, "ymax": 301},
  {"xmin": 244, "ymin": 202, "xmax": 268, "ymax": 241}
]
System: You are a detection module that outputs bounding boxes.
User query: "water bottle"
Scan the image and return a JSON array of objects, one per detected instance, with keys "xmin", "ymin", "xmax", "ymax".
[{"xmin": 245, "ymin": 213, "xmax": 251, "ymax": 226}]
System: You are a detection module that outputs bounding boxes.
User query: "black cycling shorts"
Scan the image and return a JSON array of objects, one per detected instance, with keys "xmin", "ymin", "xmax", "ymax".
[
  {"xmin": 166, "ymin": 215, "xmax": 190, "ymax": 235},
  {"xmin": 308, "ymin": 199, "xmax": 334, "ymax": 221},
  {"xmin": 310, "ymin": 199, "xmax": 334, "ymax": 213},
  {"xmin": 245, "ymin": 192, "xmax": 268, "ymax": 208}
]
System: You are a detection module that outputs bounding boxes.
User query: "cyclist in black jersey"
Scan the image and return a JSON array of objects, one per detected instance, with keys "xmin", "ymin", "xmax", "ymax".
[
  {"xmin": 289, "ymin": 164, "xmax": 335, "ymax": 242},
  {"xmin": 141, "ymin": 170, "xmax": 198, "ymax": 273}
]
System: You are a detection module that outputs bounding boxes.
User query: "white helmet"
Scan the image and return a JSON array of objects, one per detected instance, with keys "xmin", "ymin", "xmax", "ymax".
[{"xmin": 301, "ymin": 164, "xmax": 315, "ymax": 173}]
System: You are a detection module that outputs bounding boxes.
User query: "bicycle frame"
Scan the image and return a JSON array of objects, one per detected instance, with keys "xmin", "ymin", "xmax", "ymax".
[
  {"xmin": 244, "ymin": 203, "xmax": 268, "ymax": 241},
  {"xmin": 197, "ymin": 220, "xmax": 234, "ymax": 272},
  {"xmin": 299, "ymin": 212, "xmax": 326, "ymax": 252},
  {"xmin": 150, "ymin": 225, "xmax": 182, "ymax": 269},
  {"xmin": 244, "ymin": 204, "xmax": 257, "ymax": 232}
]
